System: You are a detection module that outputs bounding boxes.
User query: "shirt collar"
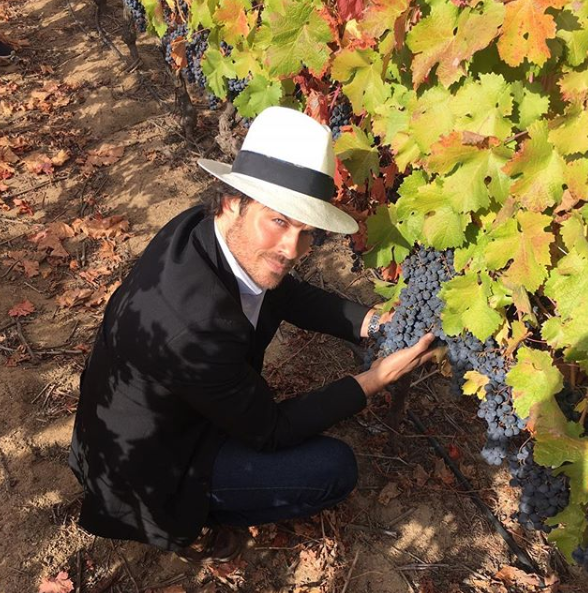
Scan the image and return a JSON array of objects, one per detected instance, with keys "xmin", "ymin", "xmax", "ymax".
[{"xmin": 214, "ymin": 218, "xmax": 265, "ymax": 297}]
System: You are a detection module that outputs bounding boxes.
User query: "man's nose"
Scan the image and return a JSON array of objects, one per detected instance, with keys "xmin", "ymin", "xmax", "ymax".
[{"xmin": 279, "ymin": 229, "xmax": 303, "ymax": 260}]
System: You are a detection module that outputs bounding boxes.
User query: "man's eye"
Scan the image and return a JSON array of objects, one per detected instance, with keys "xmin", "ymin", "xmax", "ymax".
[{"xmin": 273, "ymin": 218, "xmax": 287, "ymax": 227}]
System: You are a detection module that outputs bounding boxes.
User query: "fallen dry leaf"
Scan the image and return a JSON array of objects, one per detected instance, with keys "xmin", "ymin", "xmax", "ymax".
[
  {"xmin": 0, "ymin": 145, "xmax": 18, "ymax": 164},
  {"xmin": 434, "ymin": 458, "xmax": 455, "ymax": 486},
  {"xmin": 73, "ymin": 215, "xmax": 129, "ymax": 239},
  {"xmin": 29, "ymin": 228, "xmax": 70, "ymax": 258},
  {"xmin": 47, "ymin": 221, "xmax": 75, "ymax": 239},
  {"xmin": 413, "ymin": 463, "xmax": 429, "ymax": 487},
  {"xmin": 38, "ymin": 571, "xmax": 74, "ymax": 593},
  {"xmin": 56, "ymin": 288, "xmax": 94, "ymax": 308},
  {"xmin": 378, "ymin": 481, "xmax": 401, "ymax": 505},
  {"xmin": 27, "ymin": 154, "xmax": 54, "ymax": 176},
  {"xmin": 13, "ymin": 198, "xmax": 34, "ymax": 215},
  {"xmin": 81, "ymin": 145, "xmax": 124, "ymax": 174},
  {"xmin": 494, "ymin": 566, "xmax": 559, "ymax": 590},
  {"xmin": 51, "ymin": 149, "xmax": 70, "ymax": 167},
  {"xmin": 8, "ymin": 299, "xmax": 36, "ymax": 317}
]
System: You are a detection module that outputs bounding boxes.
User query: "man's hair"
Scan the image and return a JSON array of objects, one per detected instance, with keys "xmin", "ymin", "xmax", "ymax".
[{"xmin": 203, "ymin": 185, "xmax": 252, "ymax": 217}]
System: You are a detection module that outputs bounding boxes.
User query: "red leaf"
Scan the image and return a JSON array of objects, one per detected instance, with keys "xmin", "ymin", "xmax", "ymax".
[
  {"xmin": 448, "ymin": 444, "xmax": 461, "ymax": 460},
  {"xmin": 8, "ymin": 299, "xmax": 35, "ymax": 317},
  {"xmin": 336, "ymin": 0, "xmax": 366, "ymax": 21},
  {"xmin": 305, "ymin": 89, "xmax": 329, "ymax": 124},
  {"xmin": 38, "ymin": 571, "xmax": 74, "ymax": 593},
  {"xmin": 371, "ymin": 176, "xmax": 386, "ymax": 204}
]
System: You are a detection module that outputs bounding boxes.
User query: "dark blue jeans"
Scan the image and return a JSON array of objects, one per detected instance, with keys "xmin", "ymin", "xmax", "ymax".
[{"xmin": 207, "ymin": 436, "xmax": 358, "ymax": 526}]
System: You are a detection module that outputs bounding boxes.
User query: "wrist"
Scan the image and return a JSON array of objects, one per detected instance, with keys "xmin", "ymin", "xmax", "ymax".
[{"xmin": 366, "ymin": 310, "xmax": 382, "ymax": 339}]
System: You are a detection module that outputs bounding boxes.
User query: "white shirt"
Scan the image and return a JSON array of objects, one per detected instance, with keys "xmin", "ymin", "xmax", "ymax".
[{"xmin": 214, "ymin": 219, "xmax": 267, "ymax": 328}]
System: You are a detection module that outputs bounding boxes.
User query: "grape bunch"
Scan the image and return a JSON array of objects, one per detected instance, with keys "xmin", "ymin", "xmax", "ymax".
[
  {"xmin": 508, "ymin": 443, "xmax": 569, "ymax": 532},
  {"xmin": 556, "ymin": 385, "xmax": 587, "ymax": 429},
  {"xmin": 329, "ymin": 102, "xmax": 353, "ymax": 140},
  {"xmin": 163, "ymin": 24, "xmax": 188, "ymax": 71},
  {"xmin": 572, "ymin": 546, "xmax": 588, "ymax": 571},
  {"xmin": 367, "ymin": 248, "xmax": 524, "ymax": 466},
  {"xmin": 123, "ymin": 0, "xmax": 147, "ymax": 33},
  {"xmin": 228, "ymin": 77, "xmax": 249, "ymax": 101}
]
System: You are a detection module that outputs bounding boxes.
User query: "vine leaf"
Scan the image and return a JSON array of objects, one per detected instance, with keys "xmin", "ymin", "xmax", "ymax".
[
  {"xmin": 201, "ymin": 48, "xmax": 237, "ymax": 98},
  {"xmin": 336, "ymin": 0, "xmax": 365, "ymax": 21},
  {"xmin": 497, "ymin": 0, "xmax": 567, "ymax": 67},
  {"xmin": 406, "ymin": 0, "xmax": 504, "ymax": 88},
  {"xmin": 485, "ymin": 211, "xmax": 553, "ymax": 292},
  {"xmin": 558, "ymin": 65, "xmax": 588, "ymax": 103},
  {"xmin": 548, "ymin": 105, "xmax": 588, "ymax": 156},
  {"xmin": 331, "ymin": 48, "xmax": 391, "ymax": 115},
  {"xmin": 371, "ymin": 276, "xmax": 407, "ymax": 309},
  {"xmin": 462, "ymin": 370, "xmax": 489, "ymax": 399},
  {"xmin": 233, "ymin": 75, "xmax": 283, "ymax": 117},
  {"xmin": 544, "ymin": 245, "xmax": 588, "ymax": 319},
  {"xmin": 502, "ymin": 120, "xmax": 565, "ymax": 212},
  {"xmin": 439, "ymin": 271, "xmax": 503, "ymax": 340},
  {"xmin": 142, "ymin": 0, "xmax": 168, "ymax": 37},
  {"xmin": 426, "ymin": 131, "xmax": 513, "ymax": 212},
  {"xmin": 357, "ymin": 0, "xmax": 410, "ymax": 47},
  {"xmin": 364, "ymin": 204, "xmax": 415, "ymax": 268},
  {"xmin": 334, "ymin": 125, "xmax": 380, "ymax": 186},
  {"xmin": 511, "ymin": 81, "xmax": 550, "ymax": 129},
  {"xmin": 452, "ymin": 73, "xmax": 514, "ymax": 141},
  {"xmin": 214, "ymin": 0, "xmax": 251, "ymax": 45},
  {"xmin": 265, "ymin": 0, "xmax": 333, "ymax": 77},
  {"xmin": 556, "ymin": 2, "xmax": 588, "ymax": 67},
  {"xmin": 547, "ymin": 504, "xmax": 588, "ymax": 562},
  {"xmin": 189, "ymin": 0, "xmax": 218, "ymax": 29},
  {"xmin": 388, "ymin": 86, "xmax": 455, "ymax": 172}
]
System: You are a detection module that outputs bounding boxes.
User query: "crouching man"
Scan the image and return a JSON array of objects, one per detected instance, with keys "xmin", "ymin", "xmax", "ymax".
[{"xmin": 69, "ymin": 106, "xmax": 435, "ymax": 564}]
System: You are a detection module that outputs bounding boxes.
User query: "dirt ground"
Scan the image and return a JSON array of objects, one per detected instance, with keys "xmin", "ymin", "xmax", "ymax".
[{"xmin": 1, "ymin": 1, "xmax": 587, "ymax": 592}]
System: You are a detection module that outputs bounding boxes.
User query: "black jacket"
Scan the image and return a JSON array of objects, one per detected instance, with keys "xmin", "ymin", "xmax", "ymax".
[{"xmin": 69, "ymin": 206, "xmax": 369, "ymax": 550}]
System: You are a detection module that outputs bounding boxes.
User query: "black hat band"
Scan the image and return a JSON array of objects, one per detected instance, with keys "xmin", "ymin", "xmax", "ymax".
[{"xmin": 231, "ymin": 150, "xmax": 335, "ymax": 203}]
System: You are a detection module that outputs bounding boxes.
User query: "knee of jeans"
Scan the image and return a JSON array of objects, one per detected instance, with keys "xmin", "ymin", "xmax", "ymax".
[{"xmin": 324, "ymin": 438, "xmax": 358, "ymax": 499}]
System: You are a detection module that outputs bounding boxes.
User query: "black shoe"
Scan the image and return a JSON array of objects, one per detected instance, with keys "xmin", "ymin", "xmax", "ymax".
[{"xmin": 176, "ymin": 527, "xmax": 243, "ymax": 566}]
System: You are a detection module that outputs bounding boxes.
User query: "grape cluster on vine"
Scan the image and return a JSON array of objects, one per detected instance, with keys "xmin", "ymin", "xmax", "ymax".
[
  {"xmin": 329, "ymin": 102, "xmax": 352, "ymax": 140},
  {"xmin": 123, "ymin": 0, "xmax": 147, "ymax": 33}
]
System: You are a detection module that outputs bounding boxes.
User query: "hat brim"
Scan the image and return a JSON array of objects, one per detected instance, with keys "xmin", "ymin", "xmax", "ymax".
[{"xmin": 198, "ymin": 158, "xmax": 359, "ymax": 235}]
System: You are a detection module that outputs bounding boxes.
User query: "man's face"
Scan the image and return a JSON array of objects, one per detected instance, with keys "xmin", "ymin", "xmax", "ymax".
[{"xmin": 220, "ymin": 198, "xmax": 316, "ymax": 290}]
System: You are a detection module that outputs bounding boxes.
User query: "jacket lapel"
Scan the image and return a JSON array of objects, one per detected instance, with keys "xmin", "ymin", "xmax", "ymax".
[{"xmin": 194, "ymin": 215, "xmax": 241, "ymax": 305}]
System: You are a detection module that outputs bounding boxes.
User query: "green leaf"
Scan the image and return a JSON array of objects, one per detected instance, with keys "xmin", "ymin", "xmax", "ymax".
[
  {"xmin": 548, "ymin": 105, "xmax": 588, "ymax": 156},
  {"xmin": 364, "ymin": 204, "xmax": 415, "ymax": 268},
  {"xmin": 422, "ymin": 207, "xmax": 470, "ymax": 251},
  {"xmin": 559, "ymin": 65, "xmax": 588, "ymax": 104},
  {"xmin": 189, "ymin": 0, "xmax": 218, "ymax": 29},
  {"xmin": 544, "ymin": 247, "xmax": 588, "ymax": 319},
  {"xmin": 334, "ymin": 126, "xmax": 380, "ymax": 186},
  {"xmin": 506, "ymin": 347, "xmax": 564, "ymax": 421},
  {"xmin": 406, "ymin": 0, "xmax": 504, "ymax": 88},
  {"xmin": 511, "ymin": 81, "xmax": 550, "ymax": 129},
  {"xmin": 560, "ymin": 213, "xmax": 588, "ymax": 258},
  {"xmin": 556, "ymin": 3, "xmax": 588, "ymax": 68},
  {"xmin": 371, "ymin": 277, "xmax": 407, "ymax": 310},
  {"xmin": 232, "ymin": 75, "xmax": 283, "ymax": 117},
  {"xmin": 502, "ymin": 120, "xmax": 566, "ymax": 212},
  {"xmin": 485, "ymin": 211, "xmax": 554, "ymax": 292},
  {"xmin": 201, "ymin": 48, "xmax": 237, "ymax": 98},
  {"xmin": 331, "ymin": 49, "xmax": 391, "ymax": 115},
  {"xmin": 391, "ymin": 86, "xmax": 455, "ymax": 171},
  {"xmin": 265, "ymin": 0, "xmax": 333, "ymax": 77},
  {"xmin": 426, "ymin": 132, "xmax": 513, "ymax": 212},
  {"xmin": 452, "ymin": 73, "xmax": 514, "ymax": 140},
  {"xmin": 547, "ymin": 504, "xmax": 588, "ymax": 562},
  {"xmin": 440, "ymin": 271, "xmax": 503, "ymax": 340},
  {"xmin": 143, "ymin": 0, "xmax": 168, "ymax": 37}
]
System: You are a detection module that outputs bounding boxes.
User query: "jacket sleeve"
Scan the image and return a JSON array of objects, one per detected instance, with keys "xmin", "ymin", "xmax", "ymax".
[
  {"xmin": 273, "ymin": 274, "xmax": 371, "ymax": 344},
  {"xmin": 167, "ymin": 322, "xmax": 367, "ymax": 452}
]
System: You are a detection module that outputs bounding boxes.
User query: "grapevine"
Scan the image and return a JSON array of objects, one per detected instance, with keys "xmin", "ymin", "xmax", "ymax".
[{"xmin": 122, "ymin": 0, "xmax": 588, "ymax": 571}]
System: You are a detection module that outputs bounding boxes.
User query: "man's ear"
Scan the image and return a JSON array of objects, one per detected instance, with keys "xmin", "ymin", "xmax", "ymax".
[{"xmin": 220, "ymin": 194, "xmax": 241, "ymax": 218}]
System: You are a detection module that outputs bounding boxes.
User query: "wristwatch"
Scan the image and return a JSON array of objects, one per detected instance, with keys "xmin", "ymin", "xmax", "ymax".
[{"xmin": 367, "ymin": 311, "xmax": 382, "ymax": 339}]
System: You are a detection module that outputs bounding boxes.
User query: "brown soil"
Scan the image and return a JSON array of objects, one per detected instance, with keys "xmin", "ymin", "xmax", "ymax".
[{"xmin": 1, "ymin": 2, "xmax": 587, "ymax": 593}]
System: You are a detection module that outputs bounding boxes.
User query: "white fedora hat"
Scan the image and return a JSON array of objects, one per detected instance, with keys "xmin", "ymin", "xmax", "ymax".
[{"xmin": 197, "ymin": 106, "xmax": 359, "ymax": 234}]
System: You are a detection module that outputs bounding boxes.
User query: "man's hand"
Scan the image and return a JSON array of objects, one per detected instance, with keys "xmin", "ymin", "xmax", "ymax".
[{"xmin": 354, "ymin": 333, "xmax": 438, "ymax": 397}]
